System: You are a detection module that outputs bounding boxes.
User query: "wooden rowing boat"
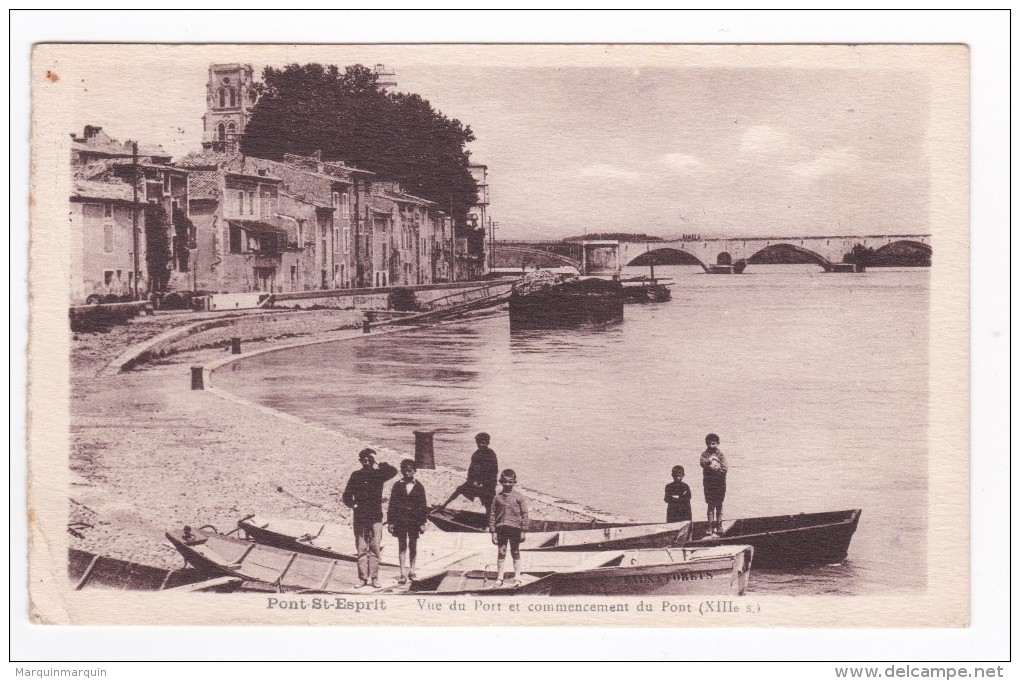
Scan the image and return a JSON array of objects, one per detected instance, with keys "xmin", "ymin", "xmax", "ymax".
[
  {"xmin": 166, "ymin": 526, "xmax": 403, "ymax": 593},
  {"xmin": 69, "ymin": 548, "xmax": 241, "ymax": 592},
  {"xmin": 686, "ymin": 509, "xmax": 862, "ymax": 568},
  {"xmin": 411, "ymin": 545, "xmax": 754, "ymax": 596},
  {"xmin": 236, "ymin": 514, "xmax": 691, "ymax": 563},
  {"xmin": 427, "ymin": 507, "xmax": 643, "ymax": 533},
  {"xmin": 428, "ymin": 508, "xmax": 862, "ymax": 568}
]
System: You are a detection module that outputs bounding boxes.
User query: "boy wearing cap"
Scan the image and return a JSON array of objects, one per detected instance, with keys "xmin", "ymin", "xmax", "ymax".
[
  {"xmin": 488, "ymin": 469, "xmax": 529, "ymax": 587},
  {"xmin": 342, "ymin": 448, "xmax": 398, "ymax": 588},
  {"xmin": 699, "ymin": 433, "xmax": 728, "ymax": 537}
]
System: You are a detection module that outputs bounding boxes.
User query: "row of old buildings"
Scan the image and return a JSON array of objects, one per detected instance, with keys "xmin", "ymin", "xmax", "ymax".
[{"xmin": 69, "ymin": 63, "xmax": 489, "ymax": 305}]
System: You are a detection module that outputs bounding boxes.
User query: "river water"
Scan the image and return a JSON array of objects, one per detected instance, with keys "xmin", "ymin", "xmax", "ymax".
[{"xmin": 216, "ymin": 265, "xmax": 929, "ymax": 595}]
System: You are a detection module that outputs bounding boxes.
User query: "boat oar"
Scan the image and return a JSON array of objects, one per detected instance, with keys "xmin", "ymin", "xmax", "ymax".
[{"xmin": 275, "ymin": 485, "xmax": 325, "ymax": 509}]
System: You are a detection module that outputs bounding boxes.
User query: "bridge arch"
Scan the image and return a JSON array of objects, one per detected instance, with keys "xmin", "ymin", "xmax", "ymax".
[
  {"xmin": 626, "ymin": 247, "xmax": 707, "ymax": 269},
  {"xmin": 872, "ymin": 240, "xmax": 932, "ymax": 266},
  {"xmin": 493, "ymin": 245, "xmax": 581, "ymax": 270},
  {"xmin": 746, "ymin": 243, "xmax": 833, "ymax": 271}
]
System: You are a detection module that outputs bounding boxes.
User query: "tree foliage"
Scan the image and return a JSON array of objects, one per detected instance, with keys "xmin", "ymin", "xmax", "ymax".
[
  {"xmin": 144, "ymin": 203, "xmax": 172, "ymax": 292},
  {"xmin": 242, "ymin": 63, "xmax": 481, "ymax": 240}
]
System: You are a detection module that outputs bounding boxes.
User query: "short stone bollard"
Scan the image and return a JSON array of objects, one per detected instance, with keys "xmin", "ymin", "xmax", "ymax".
[
  {"xmin": 413, "ymin": 430, "xmax": 436, "ymax": 470},
  {"xmin": 190, "ymin": 366, "xmax": 204, "ymax": 390},
  {"xmin": 231, "ymin": 337, "xmax": 242, "ymax": 354}
]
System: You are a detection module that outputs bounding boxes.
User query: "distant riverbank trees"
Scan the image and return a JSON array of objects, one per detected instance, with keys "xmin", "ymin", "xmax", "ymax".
[
  {"xmin": 241, "ymin": 63, "xmax": 482, "ymax": 242},
  {"xmin": 563, "ymin": 233, "xmax": 665, "ymax": 242}
]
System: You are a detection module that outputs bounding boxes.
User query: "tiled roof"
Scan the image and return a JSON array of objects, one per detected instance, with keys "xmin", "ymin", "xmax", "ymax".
[
  {"xmin": 383, "ymin": 191, "xmax": 434, "ymax": 206},
  {"xmin": 72, "ymin": 179, "xmax": 135, "ymax": 202},
  {"xmin": 73, "ymin": 159, "xmax": 120, "ymax": 181},
  {"xmin": 187, "ymin": 171, "xmax": 219, "ymax": 200},
  {"xmin": 175, "ymin": 149, "xmax": 238, "ymax": 169}
]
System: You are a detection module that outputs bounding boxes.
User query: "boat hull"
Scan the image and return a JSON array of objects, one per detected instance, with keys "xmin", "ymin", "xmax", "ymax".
[
  {"xmin": 429, "ymin": 508, "xmax": 862, "ymax": 569},
  {"xmin": 508, "ymin": 281, "xmax": 624, "ymax": 329},
  {"xmin": 412, "ymin": 545, "xmax": 753, "ymax": 596},
  {"xmin": 428, "ymin": 508, "xmax": 643, "ymax": 533},
  {"xmin": 239, "ymin": 515, "xmax": 690, "ymax": 560},
  {"xmin": 688, "ymin": 509, "xmax": 862, "ymax": 568},
  {"xmin": 166, "ymin": 527, "xmax": 401, "ymax": 593},
  {"xmin": 622, "ymin": 282, "xmax": 672, "ymax": 303},
  {"xmin": 69, "ymin": 548, "xmax": 236, "ymax": 592}
]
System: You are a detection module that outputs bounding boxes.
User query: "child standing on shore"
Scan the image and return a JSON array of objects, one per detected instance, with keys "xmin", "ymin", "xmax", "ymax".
[
  {"xmin": 700, "ymin": 433, "xmax": 729, "ymax": 536},
  {"xmin": 663, "ymin": 465, "xmax": 692, "ymax": 523},
  {"xmin": 488, "ymin": 469, "xmax": 528, "ymax": 587},
  {"xmin": 386, "ymin": 459, "xmax": 429, "ymax": 585}
]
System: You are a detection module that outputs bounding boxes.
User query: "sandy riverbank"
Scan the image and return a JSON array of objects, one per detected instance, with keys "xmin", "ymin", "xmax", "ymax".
[{"xmin": 68, "ymin": 313, "xmax": 606, "ymax": 569}]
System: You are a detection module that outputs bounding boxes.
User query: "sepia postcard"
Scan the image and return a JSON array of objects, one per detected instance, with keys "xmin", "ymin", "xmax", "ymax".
[{"xmin": 27, "ymin": 42, "xmax": 970, "ymax": 634}]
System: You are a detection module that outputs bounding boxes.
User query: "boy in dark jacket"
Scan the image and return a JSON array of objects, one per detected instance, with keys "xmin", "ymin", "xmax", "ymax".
[
  {"xmin": 342, "ymin": 448, "xmax": 398, "ymax": 588},
  {"xmin": 437, "ymin": 432, "xmax": 499, "ymax": 514},
  {"xmin": 664, "ymin": 465, "xmax": 693, "ymax": 523},
  {"xmin": 387, "ymin": 459, "xmax": 428, "ymax": 584}
]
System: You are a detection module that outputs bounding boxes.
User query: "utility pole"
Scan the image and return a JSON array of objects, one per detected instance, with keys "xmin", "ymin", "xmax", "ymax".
[
  {"xmin": 449, "ymin": 196, "xmax": 455, "ymax": 282},
  {"xmin": 131, "ymin": 141, "xmax": 140, "ymax": 300},
  {"xmin": 490, "ymin": 219, "xmax": 499, "ymax": 270},
  {"xmin": 354, "ymin": 178, "xmax": 362, "ymax": 288}
]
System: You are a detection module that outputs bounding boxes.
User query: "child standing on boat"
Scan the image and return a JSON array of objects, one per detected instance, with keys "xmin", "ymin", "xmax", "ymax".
[
  {"xmin": 437, "ymin": 432, "xmax": 499, "ymax": 515},
  {"xmin": 664, "ymin": 465, "xmax": 693, "ymax": 523},
  {"xmin": 387, "ymin": 459, "xmax": 429, "ymax": 585},
  {"xmin": 700, "ymin": 434, "xmax": 728, "ymax": 537},
  {"xmin": 488, "ymin": 469, "xmax": 529, "ymax": 587}
]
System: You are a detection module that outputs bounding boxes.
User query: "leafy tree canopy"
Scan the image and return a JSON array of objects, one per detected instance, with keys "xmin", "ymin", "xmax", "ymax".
[{"xmin": 242, "ymin": 63, "xmax": 480, "ymax": 235}]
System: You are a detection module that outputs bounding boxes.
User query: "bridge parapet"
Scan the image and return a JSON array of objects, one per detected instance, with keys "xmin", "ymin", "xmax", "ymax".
[{"xmin": 496, "ymin": 234, "xmax": 931, "ymax": 273}]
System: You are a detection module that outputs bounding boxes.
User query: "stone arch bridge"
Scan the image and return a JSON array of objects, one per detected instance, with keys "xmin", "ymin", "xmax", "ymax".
[{"xmin": 495, "ymin": 235, "xmax": 932, "ymax": 273}]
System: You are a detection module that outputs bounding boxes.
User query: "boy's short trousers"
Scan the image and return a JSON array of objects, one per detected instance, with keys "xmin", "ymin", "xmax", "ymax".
[
  {"xmin": 391, "ymin": 524, "xmax": 422, "ymax": 541},
  {"xmin": 704, "ymin": 479, "xmax": 727, "ymax": 506},
  {"xmin": 455, "ymin": 482, "xmax": 496, "ymax": 507},
  {"xmin": 495, "ymin": 526, "xmax": 523, "ymax": 546}
]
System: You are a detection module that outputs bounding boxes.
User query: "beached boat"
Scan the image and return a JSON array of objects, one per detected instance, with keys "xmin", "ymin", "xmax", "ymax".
[
  {"xmin": 509, "ymin": 276, "xmax": 625, "ymax": 329},
  {"xmin": 166, "ymin": 526, "xmax": 403, "ymax": 593},
  {"xmin": 428, "ymin": 508, "xmax": 862, "ymax": 569},
  {"xmin": 686, "ymin": 509, "xmax": 862, "ymax": 568},
  {"xmin": 410, "ymin": 545, "xmax": 754, "ymax": 596},
  {"xmin": 236, "ymin": 514, "xmax": 692, "ymax": 562},
  {"xmin": 428, "ymin": 507, "xmax": 644, "ymax": 533},
  {"xmin": 69, "ymin": 548, "xmax": 241, "ymax": 592}
]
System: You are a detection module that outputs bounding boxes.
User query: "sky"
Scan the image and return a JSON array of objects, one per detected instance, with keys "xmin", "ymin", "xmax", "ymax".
[{"xmin": 58, "ymin": 46, "xmax": 934, "ymax": 241}]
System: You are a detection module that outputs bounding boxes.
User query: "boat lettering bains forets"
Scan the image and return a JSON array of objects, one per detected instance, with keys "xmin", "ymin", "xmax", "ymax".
[
  {"xmin": 427, "ymin": 508, "xmax": 862, "ymax": 569},
  {"xmin": 237, "ymin": 514, "xmax": 692, "ymax": 563},
  {"xmin": 411, "ymin": 545, "xmax": 754, "ymax": 596}
]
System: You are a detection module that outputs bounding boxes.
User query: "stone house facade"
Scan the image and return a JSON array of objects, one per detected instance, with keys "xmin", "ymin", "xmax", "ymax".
[
  {"xmin": 69, "ymin": 126, "xmax": 184, "ymax": 303},
  {"xmin": 69, "ymin": 180, "xmax": 147, "ymax": 304}
]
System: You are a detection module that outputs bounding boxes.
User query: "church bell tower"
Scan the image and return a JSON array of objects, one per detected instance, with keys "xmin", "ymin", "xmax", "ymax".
[{"xmin": 202, "ymin": 63, "xmax": 257, "ymax": 151}]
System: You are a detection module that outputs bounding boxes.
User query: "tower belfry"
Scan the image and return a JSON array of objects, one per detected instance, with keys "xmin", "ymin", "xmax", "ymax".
[{"xmin": 202, "ymin": 63, "xmax": 257, "ymax": 150}]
